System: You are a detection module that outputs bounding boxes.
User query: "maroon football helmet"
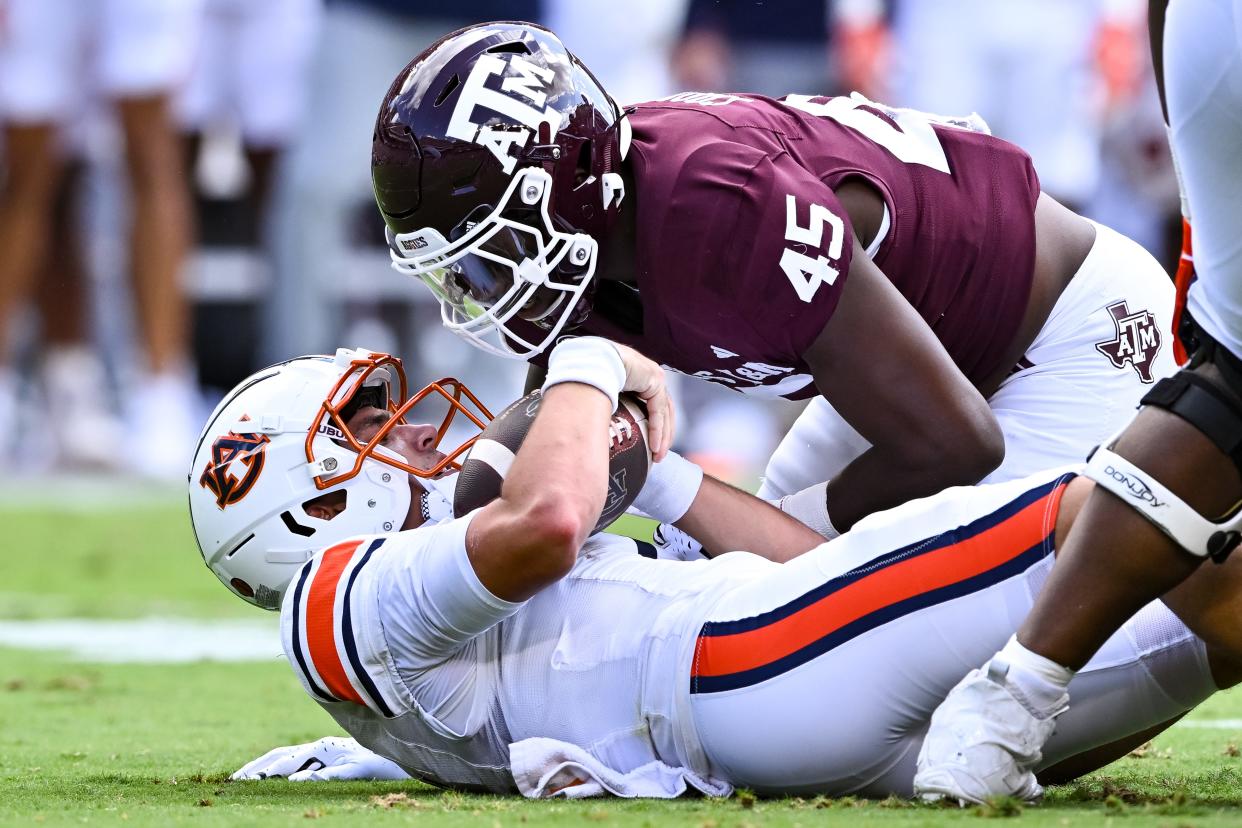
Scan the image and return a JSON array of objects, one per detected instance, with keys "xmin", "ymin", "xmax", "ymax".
[{"xmin": 372, "ymin": 22, "xmax": 630, "ymax": 358}]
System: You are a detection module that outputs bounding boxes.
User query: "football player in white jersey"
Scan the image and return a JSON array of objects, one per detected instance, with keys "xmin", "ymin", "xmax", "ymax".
[
  {"xmin": 914, "ymin": 0, "xmax": 1242, "ymax": 804},
  {"xmin": 195, "ymin": 338, "xmax": 1242, "ymax": 798}
]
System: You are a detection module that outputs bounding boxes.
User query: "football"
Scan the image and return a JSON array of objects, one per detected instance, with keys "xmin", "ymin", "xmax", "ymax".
[{"xmin": 453, "ymin": 389, "xmax": 651, "ymax": 531}]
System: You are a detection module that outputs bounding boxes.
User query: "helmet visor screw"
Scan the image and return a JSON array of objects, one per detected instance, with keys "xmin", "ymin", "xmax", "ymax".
[
  {"xmin": 573, "ymin": 246, "xmax": 589, "ymax": 263},
  {"xmin": 382, "ymin": 473, "xmax": 391, "ymax": 482},
  {"xmin": 323, "ymin": 457, "xmax": 338, "ymax": 472},
  {"xmin": 522, "ymin": 183, "xmax": 541, "ymax": 204},
  {"xmin": 383, "ymin": 521, "xmax": 393, "ymax": 531},
  {"xmin": 368, "ymin": 499, "xmax": 377, "ymax": 508}
]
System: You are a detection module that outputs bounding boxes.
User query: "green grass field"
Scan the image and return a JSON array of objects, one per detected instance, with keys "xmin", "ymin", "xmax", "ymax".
[{"xmin": 3, "ymin": 490, "xmax": 1242, "ymax": 826}]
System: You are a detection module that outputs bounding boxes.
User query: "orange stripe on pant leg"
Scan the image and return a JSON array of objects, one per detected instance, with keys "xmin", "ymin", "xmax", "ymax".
[
  {"xmin": 305, "ymin": 540, "xmax": 365, "ymax": 705},
  {"xmin": 695, "ymin": 486, "xmax": 1065, "ymax": 679},
  {"xmin": 1173, "ymin": 217, "xmax": 1195, "ymax": 365}
]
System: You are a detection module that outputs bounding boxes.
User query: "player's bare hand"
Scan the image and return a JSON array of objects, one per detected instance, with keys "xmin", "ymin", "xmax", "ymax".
[{"xmin": 613, "ymin": 342, "xmax": 674, "ymax": 462}]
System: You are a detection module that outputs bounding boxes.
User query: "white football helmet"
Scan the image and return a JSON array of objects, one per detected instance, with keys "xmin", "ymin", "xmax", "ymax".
[{"xmin": 188, "ymin": 348, "xmax": 491, "ymax": 610}]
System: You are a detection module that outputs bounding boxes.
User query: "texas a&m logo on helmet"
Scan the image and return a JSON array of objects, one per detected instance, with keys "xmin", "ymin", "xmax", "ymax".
[{"xmin": 200, "ymin": 428, "xmax": 271, "ymax": 509}]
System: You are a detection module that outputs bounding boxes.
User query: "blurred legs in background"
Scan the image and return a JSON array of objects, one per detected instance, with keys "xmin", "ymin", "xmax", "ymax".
[
  {"xmin": 114, "ymin": 93, "xmax": 199, "ymax": 479},
  {"xmin": 36, "ymin": 160, "xmax": 125, "ymax": 470},
  {"xmin": 0, "ymin": 123, "xmax": 62, "ymax": 465},
  {"xmin": 0, "ymin": 0, "xmax": 203, "ymax": 479}
]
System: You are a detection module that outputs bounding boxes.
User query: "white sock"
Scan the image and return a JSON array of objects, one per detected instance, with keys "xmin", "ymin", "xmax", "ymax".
[
  {"xmin": 991, "ymin": 635, "xmax": 1074, "ymax": 716},
  {"xmin": 771, "ymin": 481, "xmax": 839, "ymax": 539}
]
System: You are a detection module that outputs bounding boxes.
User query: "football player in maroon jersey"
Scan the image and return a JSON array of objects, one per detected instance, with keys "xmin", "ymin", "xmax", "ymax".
[{"xmin": 372, "ymin": 22, "xmax": 1176, "ymax": 542}]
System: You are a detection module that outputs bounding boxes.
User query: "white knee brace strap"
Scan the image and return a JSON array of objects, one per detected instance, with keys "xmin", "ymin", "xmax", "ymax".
[{"xmin": 1083, "ymin": 437, "xmax": 1242, "ymax": 562}]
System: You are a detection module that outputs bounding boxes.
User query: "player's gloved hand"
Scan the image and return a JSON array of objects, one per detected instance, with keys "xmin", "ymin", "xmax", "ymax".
[
  {"xmin": 231, "ymin": 736, "xmax": 410, "ymax": 782},
  {"xmin": 612, "ymin": 342, "xmax": 674, "ymax": 463}
]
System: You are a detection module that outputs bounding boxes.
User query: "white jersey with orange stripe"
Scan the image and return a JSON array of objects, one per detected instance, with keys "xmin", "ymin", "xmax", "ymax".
[
  {"xmin": 277, "ymin": 512, "xmax": 771, "ymax": 793},
  {"xmin": 276, "ymin": 465, "xmax": 1212, "ymax": 798}
]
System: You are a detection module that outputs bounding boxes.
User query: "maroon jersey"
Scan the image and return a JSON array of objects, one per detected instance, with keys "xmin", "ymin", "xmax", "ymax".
[{"xmin": 544, "ymin": 92, "xmax": 1041, "ymax": 399}]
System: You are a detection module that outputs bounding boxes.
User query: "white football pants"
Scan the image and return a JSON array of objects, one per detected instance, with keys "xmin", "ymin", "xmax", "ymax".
[
  {"xmin": 1166, "ymin": 0, "xmax": 1242, "ymax": 359},
  {"xmin": 690, "ymin": 468, "xmax": 1215, "ymax": 796}
]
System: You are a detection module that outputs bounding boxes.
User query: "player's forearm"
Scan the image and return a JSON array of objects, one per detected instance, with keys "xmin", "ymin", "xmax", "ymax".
[
  {"xmin": 802, "ymin": 243, "xmax": 1004, "ymax": 531},
  {"xmin": 504, "ymin": 382, "xmax": 611, "ymax": 545},
  {"xmin": 824, "ymin": 441, "xmax": 998, "ymax": 532},
  {"xmin": 676, "ymin": 475, "xmax": 824, "ymax": 562},
  {"xmin": 472, "ymin": 383, "xmax": 612, "ymax": 601}
]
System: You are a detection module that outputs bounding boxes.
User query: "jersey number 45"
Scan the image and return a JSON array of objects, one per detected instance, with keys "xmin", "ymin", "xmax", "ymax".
[{"xmin": 778, "ymin": 94, "xmax": 961, "ymax": 302}]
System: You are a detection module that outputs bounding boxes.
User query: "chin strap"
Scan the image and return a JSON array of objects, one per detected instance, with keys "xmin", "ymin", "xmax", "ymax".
[
  {"xmin": 418, "ymin": 473, "xmax": 458, "ymax": 525},
  {"xmin": 1083, "ymin": 438, "xmax": 1242, "ymax": 562}
]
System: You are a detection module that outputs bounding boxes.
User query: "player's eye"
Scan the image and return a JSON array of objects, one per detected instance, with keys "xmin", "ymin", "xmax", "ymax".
[{"xmin": 352, "ymin": 411, "xmax": 393, "ymax": 445}]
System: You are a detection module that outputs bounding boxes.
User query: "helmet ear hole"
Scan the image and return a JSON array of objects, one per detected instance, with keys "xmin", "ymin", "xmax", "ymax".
[
  {"xmin": 573, "ymin": 140, "xmax": 592, "ymax": 188},
  {"xmin": 302, "ymin": 489, "xmax": 348, "ymax": 522},
  {"xmin": 485, "ymin": 40, "xmax": 530, "ymax": 55},
  {"xmin": 433, "ymin": 74, "xmax": 461, "ymax": 107}
]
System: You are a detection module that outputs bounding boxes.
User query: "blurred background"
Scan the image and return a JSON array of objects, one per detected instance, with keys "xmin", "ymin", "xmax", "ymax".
[
  {"xmin": 0, "ymin": 6, "xmax": 1227, "ymax": 811},
  {"xmin": 0, "ymin": 0, "xmax": 1177, "ymax": 489}
]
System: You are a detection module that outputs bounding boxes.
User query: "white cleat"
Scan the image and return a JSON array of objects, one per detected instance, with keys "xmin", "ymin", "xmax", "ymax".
[
  {"xmin": 913, "ymin": 659, "xmax": 1067, "ymax": 805},
  {"xmin": 652, "ymin": 523, "xmax": 707, "ymax": 561},
  {"xmin": 43, "ymin": 347, "xmax": 125, "ymax": 470}
]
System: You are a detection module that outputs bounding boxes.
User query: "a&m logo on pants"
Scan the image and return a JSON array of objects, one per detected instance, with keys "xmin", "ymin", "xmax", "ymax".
[{"xmin": 1095, "ymin": 301, "xmax": 1162, "ymax": 383}]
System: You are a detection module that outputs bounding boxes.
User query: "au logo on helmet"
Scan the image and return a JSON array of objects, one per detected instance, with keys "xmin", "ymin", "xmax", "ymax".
[{"xmin": 200, "ymin": 431, "xmax": 272, "ymax": 509}]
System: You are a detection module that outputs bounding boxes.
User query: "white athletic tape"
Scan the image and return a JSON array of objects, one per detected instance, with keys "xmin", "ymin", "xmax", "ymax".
[
  {"xmin": 542, "ymin": 337, "xmax": 625, "ymax": 410},
  {"xmin": 632, "ymin": 450, "xmax": 702, "ymax": 526}
]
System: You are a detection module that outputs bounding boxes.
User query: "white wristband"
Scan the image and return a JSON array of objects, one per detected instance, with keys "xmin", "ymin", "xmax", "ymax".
[
  {"xmin": 542, "ymin": 337, "xmax": 625, "ymax": 410},
  {"xmin": 776, "ymin": 482, "xmax": 840, "ymax": 539},
  {"xmin": 632, "ymin": 450, "xmax": 704, "ymax": 525}
]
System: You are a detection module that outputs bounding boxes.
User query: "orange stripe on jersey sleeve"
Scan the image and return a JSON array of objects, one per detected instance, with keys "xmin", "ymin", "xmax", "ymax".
[
  {"xmin": 694, "ymin": 484, "xmax": 1066, "ymax": 679},
  {"xmin": 304, "ymin": 539, "xmax": 366, "ymax": 705}
]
